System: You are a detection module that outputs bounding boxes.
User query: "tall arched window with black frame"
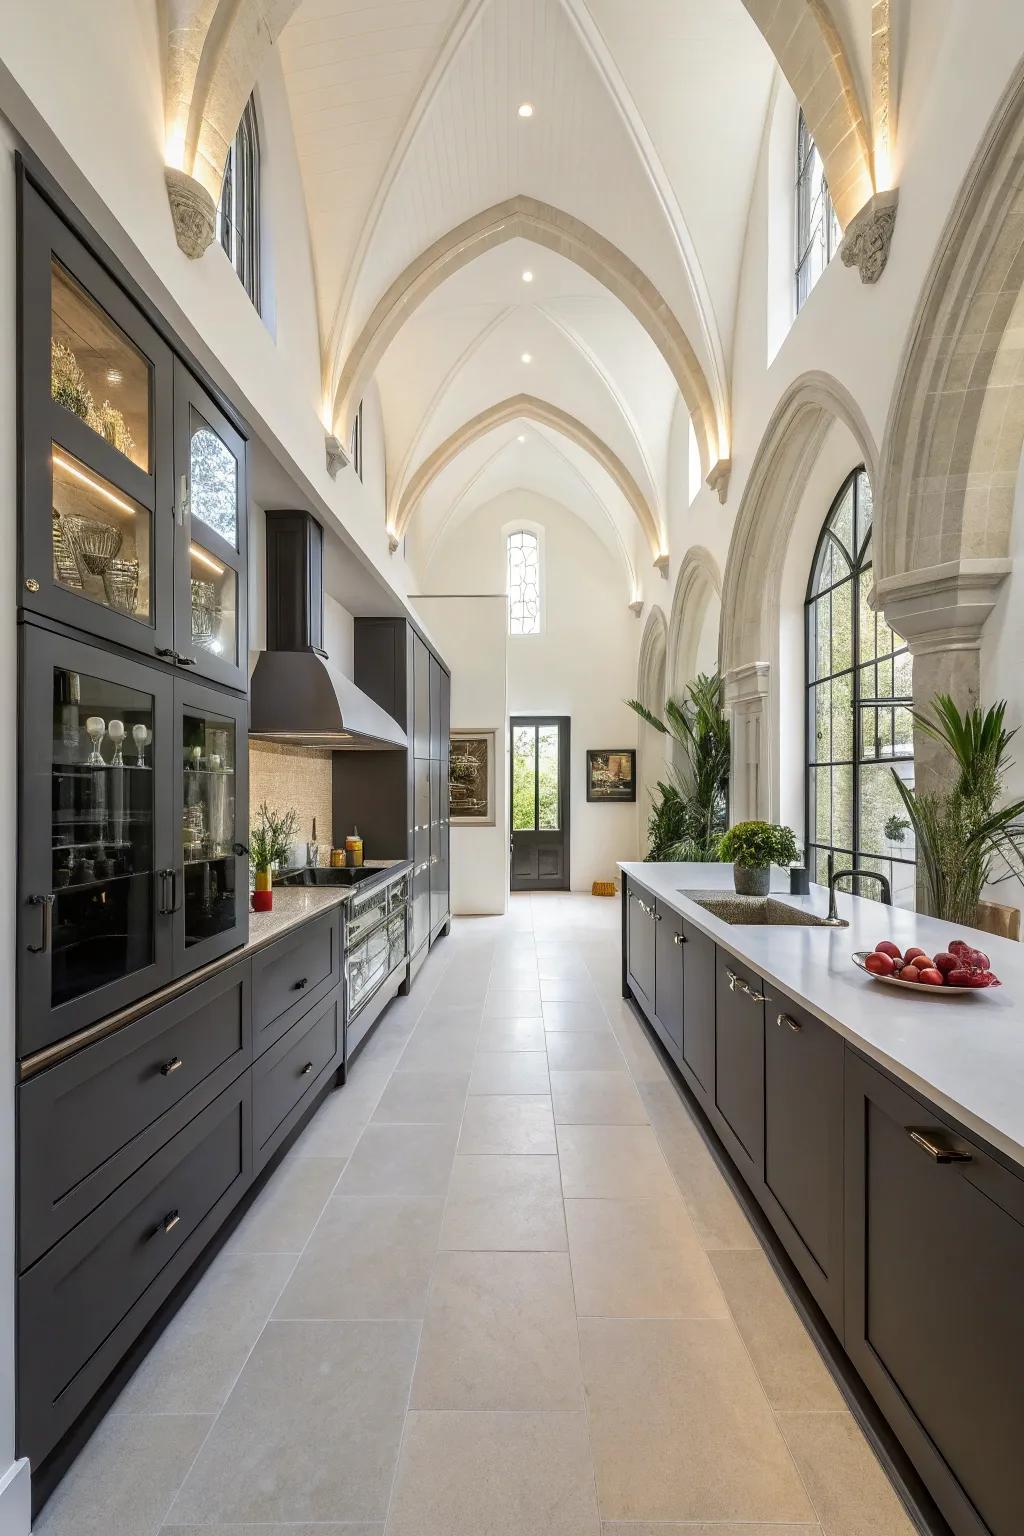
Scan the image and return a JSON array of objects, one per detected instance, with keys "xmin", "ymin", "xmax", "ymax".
[
  {"xmin": 805, "ymin": 468, "xmax": 916, "ymax": 906},
  {"xmin": 218, "ymin": 94, "xmax": 261, "ymax": 312}
]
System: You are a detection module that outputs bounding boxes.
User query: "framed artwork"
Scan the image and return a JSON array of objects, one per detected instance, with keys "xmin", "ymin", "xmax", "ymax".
[
  {"xmin": 586, "ymin": 748, "xmax": 637, "ymax": 803},
  {"xmin": 450, "ymin": 730, "xmax": 496, "ymax": 826}
]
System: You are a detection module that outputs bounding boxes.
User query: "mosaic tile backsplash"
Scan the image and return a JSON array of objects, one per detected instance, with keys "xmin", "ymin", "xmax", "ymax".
[{"xmin": 249, "ymin": 740, "xmax": 332, "ymax": 865}]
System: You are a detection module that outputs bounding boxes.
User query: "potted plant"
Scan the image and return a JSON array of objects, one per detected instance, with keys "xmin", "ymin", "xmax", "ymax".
[
  {"xmin": 718, "ymin": 820, "xmax": 798, "ymax": 897},
  {"xmin": 248, "ymin": 800, "xmax": 299, "ymax": 912},
  {"xmin": 627, "ymin": 672, "xmax": 730, "ymax": 860}
]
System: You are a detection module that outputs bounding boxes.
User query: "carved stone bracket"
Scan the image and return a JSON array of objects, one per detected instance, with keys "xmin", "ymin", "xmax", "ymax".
[
  {"xmin": 325, "ymin": 433, "xmax": 349, "ymax": 479},
  {"xmin": 874, "ymin": 557, "xmax": 1011, "ymax": 656},
  {"xmin": 705, "ymin": 457, "xmax": 731, "ymax": 504},
  {"xmin": 628, "ymin": 599, "xmax": 644, "ymax": 617},
  {"xmin": 653, "ymin": 553, "xmax": 670, "ymax": 579},
  {"xmin": 840, "ymin": 187, "xmax": 899, "ymax": 283},
  {"xmin": 165, "ymin": 169, "xmax": 216, "ymax": 259}
]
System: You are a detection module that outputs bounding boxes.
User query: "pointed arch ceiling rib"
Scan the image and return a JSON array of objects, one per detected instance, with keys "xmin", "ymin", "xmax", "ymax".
[{"xmin": 393, "ymin": 394, "xmax": 663, "ymax": 561}]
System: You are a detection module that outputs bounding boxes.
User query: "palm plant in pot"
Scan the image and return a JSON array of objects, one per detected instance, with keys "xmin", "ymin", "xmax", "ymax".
[
  {"xmin": 249, "ymin": 800, "xmax": 299, "ymax": 912},
  {"xmin": 627, "ymin": 672, "xmax": 730, "ymax": 861},
  {"xmin": 718, "ymin": 820, "xmax": 798, "ymax": 897}
]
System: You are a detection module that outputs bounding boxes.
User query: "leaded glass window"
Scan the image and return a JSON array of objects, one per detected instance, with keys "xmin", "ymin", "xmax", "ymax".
[
  {"xmin": 796, "ymin": 110, "xmax": 840, "ymax": 312},
  {"xmin": 806, "ymin": 469, "xmax": 916, "ymax": 908},
  {"xmin": 507, "ymin": 529, "xmax": 540, "ymax": 635}
]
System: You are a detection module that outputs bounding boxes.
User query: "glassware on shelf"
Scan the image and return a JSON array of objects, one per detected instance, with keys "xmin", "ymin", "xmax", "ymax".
[
  {"xmin": 85, "ymin": 716, "xmax": 106, "ymax": 765},
  {"xmin": 51, "ymin": 259, "xmax": 151, "ymax": 472},
  {"xmin": 102, "ymin": 558, "xmax": 140, "ymax": 614},
  {"xmin": 52, "ymin": 509, "xmax": 83, "ymax": 589},
  {"xmin": 132, "ymin": 723, "xmax": 151, "ymax": 767},
  {"xmin": 63, "ymin": 514, "xmax": 123, "ymax": 575},
  {"xmin": 51, "ymin": 447, "xmax": 151, "ymax": 619},
  {"xmin": 108, "ymin": 719, "xmax": 125, "ymax": 766},
  {"xmin": 182, "ymin": 800, "xmax": 208, "ymax": 860}
]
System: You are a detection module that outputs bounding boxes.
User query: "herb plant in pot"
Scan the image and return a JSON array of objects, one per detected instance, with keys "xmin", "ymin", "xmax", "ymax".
[
  {"xmin": 248, "ymin": 801, "xmax": 299, "ymax": 912},
  {"xmin": 718, "ymin": 820, "xmax": 798, "ymax": 897}
]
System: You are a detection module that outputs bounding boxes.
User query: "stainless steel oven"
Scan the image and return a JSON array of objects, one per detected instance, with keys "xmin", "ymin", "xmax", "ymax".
[{"xmin": 345, "ymin": 870, "xmax": 409, "ymax": 1022}]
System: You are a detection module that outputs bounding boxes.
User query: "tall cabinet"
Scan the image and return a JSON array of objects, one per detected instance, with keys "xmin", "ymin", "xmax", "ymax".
[{"xmin": 333, "ymin": 618, "xmax": 451, "ymax": 969}]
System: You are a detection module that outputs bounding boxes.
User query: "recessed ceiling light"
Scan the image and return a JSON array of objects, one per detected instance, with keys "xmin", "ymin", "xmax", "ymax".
[
  {"xmin": 517, "ymin": 434, "xmax": 526, "ymax": 443},
  {"xmin": 517, "ymin": 102, "xmax": 534, "ymax": 119},
  {"xmin": 521, "ymin": 270, "xmax": 533, "ymax": 283},
  {"xmin": 521, "ymin": 352, "xmax": 532, "ymax": 364}
]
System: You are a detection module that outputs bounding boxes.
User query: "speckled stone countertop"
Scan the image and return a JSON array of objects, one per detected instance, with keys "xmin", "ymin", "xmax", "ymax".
[{"xmin": 621, "ymin": 860, "xmax": 1024, "ymax": 1169}]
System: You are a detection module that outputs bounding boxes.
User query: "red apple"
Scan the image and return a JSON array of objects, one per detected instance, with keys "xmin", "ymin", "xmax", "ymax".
[
  {"xmin": 865, "ymin": 951, "xmax": 896, "ymax": 976},
  {"xmin": 917, "ymin": 967, "xmax": 945, "ymax": 987},
  {"xmin": 874, "ymin": 940, "xmax": 902, "ymax": 960},
  {"xmin": 932, "ymin": 952, "xmax": 958, "ymax": 975}
]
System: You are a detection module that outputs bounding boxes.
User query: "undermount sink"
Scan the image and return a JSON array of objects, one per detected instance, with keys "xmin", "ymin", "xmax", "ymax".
[{"xmin": 679, "ymin": 891, "xmax": 848, "ymax": 929}]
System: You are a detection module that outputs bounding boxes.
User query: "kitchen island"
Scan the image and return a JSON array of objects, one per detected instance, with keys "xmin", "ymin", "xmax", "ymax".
[{"xmin": 620, "ymin": 861, "xmax": 1023, "ymax": 1536}]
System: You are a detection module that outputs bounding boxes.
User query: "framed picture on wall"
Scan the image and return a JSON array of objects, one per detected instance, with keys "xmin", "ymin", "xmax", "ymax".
[
  {"xmin": 586, "ymin": 748, "xmax": 637, "ymax": 803},
  {"xmin": 450, "ymin": 730, "xmax": 496, "ymax": 826}
]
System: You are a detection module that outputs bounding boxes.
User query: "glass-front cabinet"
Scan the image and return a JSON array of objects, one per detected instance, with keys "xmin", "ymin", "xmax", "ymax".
[
  {"xmin": 20, "ymin": 177, "xmax": 248, "ymax": 691},
  {"xmin": 19, "ymin": 629, "xmax": 249, "ymax": 1056}
]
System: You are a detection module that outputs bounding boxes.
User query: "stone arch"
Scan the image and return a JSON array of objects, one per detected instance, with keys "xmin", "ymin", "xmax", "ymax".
[
  {"xmin": 164, "ymin": 0, "xmax": 299, "ymax": 245},
  {"xmin": 331, "ymin": 196, "xmax": 722, "ymax": 478},
  {"xmin": 392, "ymin": 394, "xmax": 664, "ymax": 563},
  {"xmin": 739, "ymin": 0, "xmax": 874, "ymax": 230},
  {"xmin": 719, "ymin": 371, "xmax": 878, "ymax": 820},
  {"xmin": 666, "ymin": 546, "xmax": 723, "ymax": 700},
  {"xmin": 636, "ymin": 605, "xmax": 669, "ymax": 840}
]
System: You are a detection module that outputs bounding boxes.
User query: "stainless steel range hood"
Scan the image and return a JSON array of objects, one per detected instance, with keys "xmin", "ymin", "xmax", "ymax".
[{"xmin": 249, "ymin": 510, "xmax": 407, "ymax": 750}]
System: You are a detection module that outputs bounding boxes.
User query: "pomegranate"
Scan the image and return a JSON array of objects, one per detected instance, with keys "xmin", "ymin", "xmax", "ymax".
[
  {"xmin": 874, "ymin": 940, "xmax": 902, "ymax": 960},
  {"xmin": 945, "ymin": 968, "xmax": 974, "ymax": 987},
  {"xmin": 905, "ymin": 947, "xmax": 928, "ymax": 963},
  {"xmin": 916, "ymin": 967, "xmax": 945, "ymax": 987},
  {"xmin": 932, "ymin": 952, "xmax": 958, "ymax": 975},
  {"xmin": 865, "ymin": 951, "xmax": 896, "ymax": 976}
]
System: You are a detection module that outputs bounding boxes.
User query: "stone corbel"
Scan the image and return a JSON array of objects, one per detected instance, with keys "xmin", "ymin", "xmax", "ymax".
[
  {"xmin": 628, "ymin": 599, "xmax": 644, "ymax": 617},
  {"xmin": 653, "ymin": 554, "xmax": 670, "ymax": 579},
  {"xmin": 873, "ymin": 558, "xmax": 1012, "ymax": 656},
  {"xmin": 165, "ymin": 169, "xmax": 216, "ymax": 259},
  {"xmin": 387, "ymin": 529, "xmax": 401, "ymax": 554},
  {"xmin": 705, "ymin": 458, "xmax": 731, "ymax": 504},
  {"xmin": 840, "ymin": 188, "xmax": 899, "ymax": 284},
  {"xmin": 325, "ymin": 433, "xmax": 350, "ymax": 479}
]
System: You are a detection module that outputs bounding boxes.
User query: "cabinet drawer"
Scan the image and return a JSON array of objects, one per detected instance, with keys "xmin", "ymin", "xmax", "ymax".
[
  {"xmin": 18, "ymin": 1078, "xmax": 250, "ymax": 1469},
  {"xmin": 19, "ymin": 962, "xmax": 251, "ymax": 1268},
  {"xmin": 252, "ymin": 911, "xmax": 340, "ymax": 1052},
  {"xmin": 253, "ymin": 993, "xmax": 341, "ymax": 1168},
  {"xmin": 713, "ymin": 951, "xmax": 765, "ymax": 1175}
]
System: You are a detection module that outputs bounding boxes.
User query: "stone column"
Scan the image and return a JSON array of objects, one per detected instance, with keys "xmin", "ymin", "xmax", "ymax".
[{"xmin": 723, "ymin": 662, "xmax": 771, "ymax": 824}]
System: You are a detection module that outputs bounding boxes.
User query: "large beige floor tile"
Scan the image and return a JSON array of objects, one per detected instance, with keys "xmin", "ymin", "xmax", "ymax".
[
  {"xmin": 541, "ymin": 976, "xmax": 599, "ymax": 1003},
  {"xmin": 412, "ymin": 1250, "xmax": 582, "ymax": 1409},
  {"xmin": 338, "ymin": 1122, "xmax": 458, "ymax": 1196},
  {"xmin": 441, "ymin": 1153, "xmax": 566, "ymax": 1250},
  {"xmin": 116, "ymin": 1251, "xmax": 295, "ymax": 1414},
  {"xmin": 167, "ymin": 1527, "xmax": 381, "ymax": 1535},
  {"xmin": 710, "ymin": 1249, "xmax": 844, "ymax": 1409},
  {"xmin": 371, "ymin": 1069, "xmax": 469, "ymax": 1125},
  {"xmin": 168, "ymin": 1321, "xmax": 418, "ymax": 1525},
  {"xmin": 458, "ymin": 1093, "xmax": 556, "ymax": 1153},
  {"xmin": 386, "ymin": 1410, "xmax": 599, "ymax": 1535},
  {"xmin": 329, "ymin": 1059, "xmax": 395, "ymax": 1120},
  {"xmin": 34, "ymin": 1413, "xmax": 211, "ymax": 1536},
  {"xmin": 470, "ymin": 1049, "xmax": 550, "ymax": 1094},
  {"xmin": 547, "ymin": 1032, "xmax": 626, "ymax": 1070},
  {"xmin": 566, "ymin": 1198, "xmax": 727, "ymax": 1319},
  {"xmin": 640, "ymin": 1081, "xmax": 758, "ymax": 1249},
  {"xmin": 580, "ymin": 1317, "xmax": 815, "ymax": 1523},
  {"xmin": 543, "ymin": 1001, "xmax": 611, "ymax": 1032},
  {"xmin": 777, "ymin": 1411, "xmax": 917, "ymax": 1536},
  {"xmin": 274, "ymin": 1196, "xmax": 445, "ymax": 1319},
  {"xmin": 557, "ymin": 1124, "xmax": 676, "ymax": 1199},
  {"xmin": 477, "ymin": 1016, "xmax": 548, "ymax": 1050},
  {"xmin": 601, "ymin": 1526, "xmax": 820, "ymax": 1534},
  {"xmin": 398, "ymin": 1023, "xmax": 479, "ymax": 1072},
  {"xmin": 484, "ymin": 989, "xmax": 543, "ymax": 1018},
  {"xmin": 551, "ymin": 1069, "xmax": 648, "ymax": 1125},
  {"xmin": 226, "ymin": 1156, "xmax": 344, "ymax": 1254},
  {"xmin": 293, "ymin": 1087, "xmax": 367, "ymax": 1159}
]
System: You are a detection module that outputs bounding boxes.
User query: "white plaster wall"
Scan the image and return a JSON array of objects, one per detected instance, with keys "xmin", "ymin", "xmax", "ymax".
[
  {"xmin": 419, "ymin": 491, "xmax": 640, "ymax": 890},
  {"xmin": 412, "ymin": 596, "xmax": 509, "ymax": 916}
]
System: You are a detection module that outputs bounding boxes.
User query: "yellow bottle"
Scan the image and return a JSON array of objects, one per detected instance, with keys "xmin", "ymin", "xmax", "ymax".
[{"xmin": 345, "ymin": 827, "xmax": 364, "ymax": 867}]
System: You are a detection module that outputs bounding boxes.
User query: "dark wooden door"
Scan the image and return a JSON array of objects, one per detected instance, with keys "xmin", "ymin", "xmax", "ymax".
[
  {"xmin": 845, "ymin": 1052, "xmax": 1024, "ymax": 1536},
  {"xmin": 625, "ymin": 883, "xmax": 655, "ymax": 1005},
  {"xmin": 680, "ymin": 920, "xmax": 715, "ymax": 1103},
  {"xmin": 762, "ymin": 993, "xmax": 844, "ymax": 1328},
  {"xmin": 172, "ymin": 362, "xmax": 248, "ymax": 693},
  {"xmin": 713, "ymin": 951, "xmax": 765, "ymax": 1177},
  {"xmin": 653, "ymin": 901, "xmax": 683, "ymax": 1058},
  {"xmin": 510, "ymin": 716, "xmax": 570, "ymax": 891},
  {"xmin": 19, "ymin": 624, "xmax": 176, "ymax": 1056}
]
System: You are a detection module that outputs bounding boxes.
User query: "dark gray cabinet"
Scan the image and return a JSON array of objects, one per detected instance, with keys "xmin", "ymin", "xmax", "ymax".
[
  {"xmin": 413, "ymin": 633, "xmax": 431, "ymax": 759},
  {"xmin": 712, "ymin": 951, "xmax": 765, "ymax": 1176},
  {"xmin": 252, "ymin": 993, "xmax": 341, "ymax": 1170},
  {"xmin": 625, "ymin": 881, "xmax": 656, "ymax": 1005},
  {"xmin": 680, "ymin": 919, "xmax": 715, "ymax": 1103},
  {"xmin": 762, "ymin": 993, "xmax": 844, "ymax": 1329},
  {"xmin": 251, "ymin": 906, "xmax": 341, "ymax": 1054},
  {"xmin": 845, "ymin": 1054, "xmax": 1024, "ymax": 1536},
  {"xmin": 653, "ymin": 900, "xmax": 684, "ymax": 1060}
]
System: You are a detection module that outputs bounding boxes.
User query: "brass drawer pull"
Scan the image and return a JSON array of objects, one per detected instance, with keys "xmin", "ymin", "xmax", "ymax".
[
  {"xmin": 777, "ymin": 1013, "xmax": 802, "ymax": 1032},
  {"xmin": 160, "ymin": 1056, "xmax": 184, "ymax": 1076},
  {"xmin": 907, "ymin": 1128, "xmax": 973, "ymax": 1164},
  {"xmin": 300, "ymin": 1061, "xmax": 314, "ymax": 1076},
  {"xmin": 163, "ymin": 1210, "xmax": 181, "ymax": 1234},
  {"xmin": 293, "ymin": 977, "xmax": 308, "ymax": 990}
]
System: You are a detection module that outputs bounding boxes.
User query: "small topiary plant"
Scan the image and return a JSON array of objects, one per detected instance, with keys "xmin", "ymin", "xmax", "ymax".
[{"xmin": 718, "ymin": 820, "xmax": 798, "ymax": 870}]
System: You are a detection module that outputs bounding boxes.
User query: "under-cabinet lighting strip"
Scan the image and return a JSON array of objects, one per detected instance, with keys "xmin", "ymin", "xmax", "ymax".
[
  {"xmin": 190, "ymin": 544, "xmax": 224, "ymax": 575},
  {"xmin": 52, "ymin": 450, "xmax": 136, "ymax": 516}
]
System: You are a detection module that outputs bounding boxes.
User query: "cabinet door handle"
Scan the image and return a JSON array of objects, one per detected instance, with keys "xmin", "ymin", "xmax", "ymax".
[
  {"xmin": 293, "ymin": 977, "xmax": 308, "ymax": 990},
  {"xmin": 175, "ymin": 652, "xmax": 197, "ymax": 667},
  {"xmin": 155, "ymin": 646, "xmax": 177, "ymax": 660},
  {"xmin": 300, "ymin": 1061, "xmax": 314, "ymax": 1076},
  {"xmin": 777, "ymin": 1012, "xmax": 802, "ymax": 1032},
  {"xmin": 177, "ymin": 473, "xmax": 189, "ymax": 527},
  {"xmin": 745, "ymin": 987, "xmax": 766, "ymax": 1003},
  {"xmin": 906, "ymin": 1128, "xmax": 973, "ymax": 1164},
  {"xmin": 160, "ymin": 1056, "xmax": 184, "ymax": 1076},
  {"xmin": 162, "ymin": 1210, "xmax": 181, "ymax": 1234},
  {"xmin": 672, "ymin": 932, "xmax": 685, "ymax": 946},
  {"xmin": 726, "ymin": 968, "xmax": 746, "ymax": 993},
  {"xmin": 159, "ymin": 868, "xmax": 181, "ymax": 915},
  {"xmin": 651, "ymin": 909, "xmax": 661, "ymax": 922},
  {"xmin": 27, "ymin": 894, "xmax": 55, "ymax": 954}
]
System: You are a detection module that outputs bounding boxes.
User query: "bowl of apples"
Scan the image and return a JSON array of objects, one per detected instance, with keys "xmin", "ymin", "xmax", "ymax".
[{"xmin": 852, "ymin": 939, "xmax": 1002, "ymax": 995}]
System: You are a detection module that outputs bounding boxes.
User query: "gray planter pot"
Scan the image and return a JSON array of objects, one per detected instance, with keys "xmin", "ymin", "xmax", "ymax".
[{"xmin": 733, "ymin": 863, "xmax": 770, "ymax": 897}]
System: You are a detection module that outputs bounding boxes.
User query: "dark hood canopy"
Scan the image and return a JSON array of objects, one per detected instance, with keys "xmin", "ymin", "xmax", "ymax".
[{"xmin": 249, "ymin": 511, "xmax": 407, "ymax": 750}]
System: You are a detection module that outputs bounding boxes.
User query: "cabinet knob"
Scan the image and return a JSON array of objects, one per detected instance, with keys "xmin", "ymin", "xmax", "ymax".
[
  {"xmin": 776, "ymin": 1013, "xmax": 802, "ymax": 1033},
  {"xmin": 672, "ymin": 932, "xmax": 685, "ymax": 946},
  {"xmin": 300, "ymin": 1061, "xmax": 314, "ymax": 1076},
  {"xmin": 160, "ymin": 1056, "xmax": 184, "ymax": 1076},
  {"xmin": 293, "ymin": 977, "xmax": 308, "ymax": 990},
  {"xmin": 162, "ymin": 1210, "xmax": 181, "ymax": 1234},
  {"xmin": 906, "ymin": 1128, "xmax": 972, "ymax": 1164}
]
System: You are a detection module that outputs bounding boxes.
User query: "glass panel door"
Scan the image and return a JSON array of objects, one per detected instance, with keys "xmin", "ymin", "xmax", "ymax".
[
  {"xmin": 19, "ymin": 628, "xmax": 174, "ymax": 1056},
  {"xmin": 173, "ymin": 679, "xmax": 248, "ymax": 972},
  {"xmin": 509, "ymin": 717, "xmax": 570, "ymax": 892}
]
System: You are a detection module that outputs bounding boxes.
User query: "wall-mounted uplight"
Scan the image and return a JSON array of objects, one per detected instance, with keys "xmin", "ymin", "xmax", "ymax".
[
  {"xmin": 521, "ymin": 352, "xmax": 532, "ymax": 364},
  {"xmin": 517, "ymin": 435, "xmax": 526, "ymax": 443},
  {"xmin": 521, "ymin": 270, "xmax": 533, "ymax": 283},
  {"xmin": 517, "ymin": 102, "xmax": 534, "ymax": 118}
]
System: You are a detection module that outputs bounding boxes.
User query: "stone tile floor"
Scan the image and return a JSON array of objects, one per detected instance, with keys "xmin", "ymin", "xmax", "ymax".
[{"xmin": 36, "ymin": 892, "xmax": 919, "ymax": 1536}]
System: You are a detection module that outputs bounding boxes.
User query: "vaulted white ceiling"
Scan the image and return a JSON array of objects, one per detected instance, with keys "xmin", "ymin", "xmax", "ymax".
[{"xmin": 278, "ymin": 0, "xmax": 777, "ymax": 582}]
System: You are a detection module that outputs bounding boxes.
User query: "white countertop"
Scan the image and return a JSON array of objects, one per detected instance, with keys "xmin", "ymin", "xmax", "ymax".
[{"xmin": 619, "ymin": 861, "xmax": 1024, "ymax": 1170}]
